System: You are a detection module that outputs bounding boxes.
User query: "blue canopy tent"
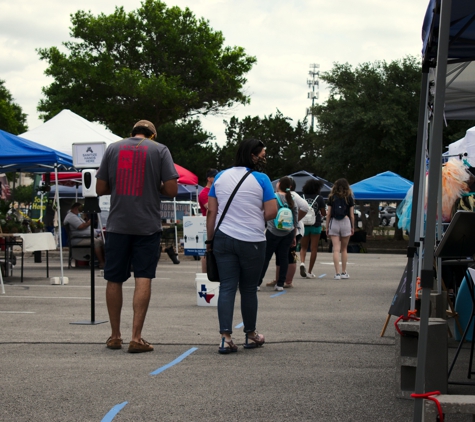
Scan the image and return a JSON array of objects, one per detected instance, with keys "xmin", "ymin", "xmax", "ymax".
[
  {"xmin": 413, "ymin": 1, "xmax": 475, "ymax": 419},
  {"xmin": 271, "ymin": 170, "xmax": 333, "ymax": 199},
  {"xmin": 0, "ymin": 129, "xmax": 74, "ymax": 173},
  {"xmin": 350, "ymin": 171, "xmax": 413, "ymax": 201},
  {"xmin": 0, "ymin": 129, "xmax": 75, "ymax": 285}
]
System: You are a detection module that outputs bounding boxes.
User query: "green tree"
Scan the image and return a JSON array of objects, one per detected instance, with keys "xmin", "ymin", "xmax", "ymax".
[
  {"xmin": 0, "ymin": 80, "xmax": 28, "ymax": 134},
  {"xmin": 312, "ymin": 56, "xmax": 475, "ymax": 183},
  {"xmin": 12, "ymin": 185, "xmax": 34, "ymax": 206},
  {"xmin": 156, "ymin": 119, "xmax": 219, "ymax": 185},
  {"xmin": 313, "ymin": 57, "xmax": 420, "ymax": 183},
  {"xmin": 218, "ymin": 111, "xmax": 319, "ymax": 181},
  {"xmin": 37, "ymin": 0, "xmax": 256, "ymax": 136}
]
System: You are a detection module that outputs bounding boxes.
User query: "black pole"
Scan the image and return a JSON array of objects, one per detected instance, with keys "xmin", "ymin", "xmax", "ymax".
[
  {"xmin": 70, "ymin": 197, "xmax": 106, "ymax": 325},
  {"xmin": 90, "ymin": 213, "xmax": 96, "ymax": 322}
]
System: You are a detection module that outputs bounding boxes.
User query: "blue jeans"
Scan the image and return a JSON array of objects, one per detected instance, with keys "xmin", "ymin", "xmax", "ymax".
[
  {"xmin": 259, "ymin": 230, "xmax": 294, "ymax": 287},
  {"xmin": 213, "ymin": 229, "xmax": 266, "ymax": 335}
]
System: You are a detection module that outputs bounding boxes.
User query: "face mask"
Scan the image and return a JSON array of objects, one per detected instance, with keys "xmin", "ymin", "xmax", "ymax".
[{"xmin": 254, "ymin": 156, "xmax": 267, "ymax": 172}]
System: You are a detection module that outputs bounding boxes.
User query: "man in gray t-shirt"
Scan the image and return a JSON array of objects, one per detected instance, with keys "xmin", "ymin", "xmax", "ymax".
[{"xmin": 96, "ymin": 119, "xmax": 178, "ymax": 353}]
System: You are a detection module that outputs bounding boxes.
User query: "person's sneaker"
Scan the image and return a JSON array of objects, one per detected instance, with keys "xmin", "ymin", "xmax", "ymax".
[
  {"xmin": 334, "ymin": 274, "xmax": 341, "ymax": 280},
  {"xmin": 283, "ymin": 283, "xmax": 293, "ymax": 288},
  {"xmin": 341, "ymin": 272, "xmax": 350, "ymax": 279},
  {"xmin": 306, "ymin": 272, "xmax": 316, "ymax": 279},
  {"xmin": 257, "ymin": 286, "xmax": 261, "ymax": 291},
  {"xmin": 274, "ymin": 285, "xmax": 284, "ymax": 291},
  {"xmin": 266, "ymin": 280, "xmax": 277, "ymax": 286},
  {"xmin": 300, "ymin": 263, "xmax": 307, "ymax": 278}
]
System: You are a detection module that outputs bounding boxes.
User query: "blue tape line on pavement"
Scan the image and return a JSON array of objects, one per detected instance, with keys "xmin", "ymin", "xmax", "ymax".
[
  {"xmin": 318, "ymin": 274, "xmax": 326, "ymax": 278},
  {"xmin": 150, "ymin": 347, "xmax": 198, "ymax": 376},
  {"xmin": 270, "ymin": 291, "xmax": 286, "ymax": 298},
  {"xmin": 235, "ymin": 322, "xmax": 244, "ymax": 329},
  {"xmin": 101, "ymin": 401, "xmax": 128, "ymax": 422}
]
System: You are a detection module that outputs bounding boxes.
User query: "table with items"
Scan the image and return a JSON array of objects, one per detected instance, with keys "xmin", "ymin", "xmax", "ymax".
[{"xmin": 0, "ymin": 232, "xmax": 57, "ymax": 282}]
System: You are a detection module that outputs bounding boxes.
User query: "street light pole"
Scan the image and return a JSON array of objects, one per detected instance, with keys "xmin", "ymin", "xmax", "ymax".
[{"xmin": 307, "ymin": 63, "xmax": 320, "ymax": 131}]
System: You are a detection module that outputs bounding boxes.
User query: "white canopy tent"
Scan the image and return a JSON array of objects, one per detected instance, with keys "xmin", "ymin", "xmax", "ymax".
[
  {"xmin": 446, "ymin": 125, "xmax": 475, "ymax": 165},
  {"xmin": 20, "ymin": 109, "xmax": 121, "ymax": 155}
]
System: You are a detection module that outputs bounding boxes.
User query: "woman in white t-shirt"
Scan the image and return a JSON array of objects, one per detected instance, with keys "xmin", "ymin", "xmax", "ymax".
[{"xmin": 206, "ymin": 139, "xmax": 277, "ymax": 354}]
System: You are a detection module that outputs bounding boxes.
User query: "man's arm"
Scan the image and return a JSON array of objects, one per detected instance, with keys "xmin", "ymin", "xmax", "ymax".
[
  {"xmin": 160, "ymin": 179, "xmax": 178, "ymax": 198},
  {"xmin": 96, "ymin": 179, "xmax": 111, "ymax": 196}
]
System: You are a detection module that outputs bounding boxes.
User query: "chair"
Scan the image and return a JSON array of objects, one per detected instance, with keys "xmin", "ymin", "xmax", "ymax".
[
  {"xmin": 64, "ymin": 224, "xmax": 93, "ymax": 269},
  {"xmin": 448, "ymin": 267, "xmax": 475, "ymax": 385}
]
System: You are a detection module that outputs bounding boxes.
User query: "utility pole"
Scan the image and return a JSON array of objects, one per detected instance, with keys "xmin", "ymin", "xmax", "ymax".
[{"xmin": 306, "ymin": 63, "xmax": 320, "ymax": 131}]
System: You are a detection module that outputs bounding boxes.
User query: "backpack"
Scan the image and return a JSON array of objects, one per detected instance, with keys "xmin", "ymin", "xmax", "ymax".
[
  {"xmin": 332, "ymin": 196, "xmax": 348, "ymax": 220},
  {"xmin": 274, "ymin": 194, "xmax": 294, "ymax": 231},
  {"xmin": 302, "ymin": 195, "xmax": 318, "ymax": 226}
]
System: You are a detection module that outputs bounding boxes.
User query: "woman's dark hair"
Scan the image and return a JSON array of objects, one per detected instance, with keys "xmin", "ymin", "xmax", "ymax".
[
  {"xmin": 131, "ymin": 127, "xmax": 155, "ymax": 138},
  {"xmin": 278, "ymin": 176, "xmax": 295, "ymax": 209},
  {"xmin": 302, "ymin": 179, "xmax": 323, "ymax": 195},
  {"xmin": 234, "ymin": 138, "xmax": 265, "ymax": 168}
]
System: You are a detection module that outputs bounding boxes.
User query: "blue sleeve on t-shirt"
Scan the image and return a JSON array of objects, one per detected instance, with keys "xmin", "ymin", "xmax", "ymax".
[{"xmin": 252, "ymin": 172, "xmax": 275, "ymax": 202}]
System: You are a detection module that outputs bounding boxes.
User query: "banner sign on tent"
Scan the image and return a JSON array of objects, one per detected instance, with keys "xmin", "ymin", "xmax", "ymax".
[
  {"xmin": 183, "ymin": 216, "xmax": 206, "ymax": 256},
  {"xmin": 161, "ymin": 201, "xmax": 197, "ymax": 221}
]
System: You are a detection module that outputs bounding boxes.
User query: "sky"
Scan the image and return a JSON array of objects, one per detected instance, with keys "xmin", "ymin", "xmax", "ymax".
[{"xmin": 0, "ymin": 0, "xmax": 429, "ymax": 145}]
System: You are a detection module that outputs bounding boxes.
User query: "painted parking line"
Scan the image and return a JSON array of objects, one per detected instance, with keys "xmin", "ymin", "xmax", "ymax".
[
  {"xmin": 235, "ymin": 322, "xmax": 244, "ymax": 329},
  {"xmin": 0, "ymin": 296, "xmax": 90, "ymax": 300},
  {"xmin": 318, "ymin": 274, "xmax": 326, "ymax": 278},
  {"xmin": 0, "ymin": 311, "xmax": 35, "ymax": 314},
  {"xmin": 150, "ymin": 347, "xmax": 198, "ymax": 376},
  {"xmin": 101, "ymin": 401, "xmax": 128, "ymax": 422},
  {"xmin": 270, "ymin": 291, "xmax": 286, "ymax": 298}
]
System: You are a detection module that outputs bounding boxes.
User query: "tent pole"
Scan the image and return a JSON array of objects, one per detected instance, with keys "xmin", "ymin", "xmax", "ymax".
[
  {"xmin": 55, "ymin": 165, "xmax": 65, "ymax": 285},
  {"xmin": 174, "ymin": 196, "xmax": 178, "ymax": 254},
  {"xmin": 413, "ymin": 0, "xmax": 452, "ymax": 419},
  {"xmin": 408, "ymin": 70, "xmax": 430, "ymax": 313}
]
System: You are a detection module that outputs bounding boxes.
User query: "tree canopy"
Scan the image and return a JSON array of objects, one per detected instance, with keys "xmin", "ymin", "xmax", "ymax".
[
  {"xmin": 0, "ymin": 80, "xmax": 28, "ymax": 134},
  {"xmin": 217, "ymin": 111, "xmax": 318, "ymax": 181},
  {"xmin": 312, "ymin": 56, "xmax": 474, "ymax": 183},
  {"xmin": 37, "ymin": 0, "xmax": 256, "ymax": 136}
]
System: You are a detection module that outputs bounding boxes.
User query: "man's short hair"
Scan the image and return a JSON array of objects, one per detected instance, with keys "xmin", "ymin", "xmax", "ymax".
[
  {"xmin": 206, "ymin": 168, "xmax": 218, "ymax": 178},
  {"xmin": 71, "ymin": 202, "xmax": 83, "ymax": 210}
]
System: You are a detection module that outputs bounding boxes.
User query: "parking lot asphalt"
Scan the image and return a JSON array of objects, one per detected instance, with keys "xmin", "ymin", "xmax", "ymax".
[{"xmin": 0, "ymin": 250, "xmax": 473, "ymax": 421}]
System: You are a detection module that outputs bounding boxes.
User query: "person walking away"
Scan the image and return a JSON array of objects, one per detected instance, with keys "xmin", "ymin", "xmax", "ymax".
[
  {"xmin": 326, "ymin": 178, "xmax": 354, "ymax": 280},
  {"xmin": 299, "ymin": 179, "xmax": 326, "ymax": 279},
  {"xmin": 258, "ymin": 176, "xmax": 299, "ymax": 291},
  {"xmin": 198, "ymin": 168, "xmax": 218, "ymax": 272},
  {"xmin": 96, "ymin": 120, "xmax": 178, "ymax": 353},
  {"xmin": 268, "ymin": 177, "xmax": 309, "ymax": 288},
  {"xmin": 206, "ymin": 138, "xmax": 277, "ymax": 354}
]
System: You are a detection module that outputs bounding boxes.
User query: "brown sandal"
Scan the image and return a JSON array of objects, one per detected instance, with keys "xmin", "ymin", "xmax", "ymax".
[
  {"xmin": 128, "ymin": 338, "xmax": 154, "ymax": 353},
  {"xmin": 243, "ymin": 332, "xmax": 265, "ymax": 349},
  {"xmin": 218, "ymin": 337, "xmax": 238, "ymax": 354},
  {"xmin": 106, "ymin": 337, "xmax": 123, "ymax": 350}
]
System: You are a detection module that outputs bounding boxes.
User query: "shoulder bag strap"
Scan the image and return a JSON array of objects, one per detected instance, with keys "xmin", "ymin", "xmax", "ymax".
[{"xmin": 215, "ymin": 170, "xmax": 253, "ymax": 233}]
